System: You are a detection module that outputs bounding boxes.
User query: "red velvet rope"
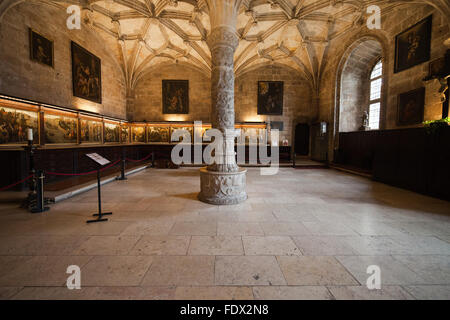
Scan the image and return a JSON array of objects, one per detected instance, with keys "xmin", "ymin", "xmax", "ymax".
[
  {"xmin": 125, "ymin": 153, "xmax": 153, "ymax": 163},
  {"xmin": 45, "ymin": 159, "xmax": 121, "ymax": 176},
  {"xmin": 0, "ymin": 174, "xmax": 34, "ymax": 192}
]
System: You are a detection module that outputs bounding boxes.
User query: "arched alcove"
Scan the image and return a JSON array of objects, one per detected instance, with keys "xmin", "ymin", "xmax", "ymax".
[{"xmin": 338, "ymin": 40, "xmax": 383, "ymax": 133}]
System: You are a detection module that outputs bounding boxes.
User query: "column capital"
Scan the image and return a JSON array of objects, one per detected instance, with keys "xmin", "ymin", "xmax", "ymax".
[{"xmin": 207, "ymin": 25, "xmax": 239, "ymax": 51}]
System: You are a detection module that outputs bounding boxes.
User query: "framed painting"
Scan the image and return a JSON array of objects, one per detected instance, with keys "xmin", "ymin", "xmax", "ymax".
[
  {"xmin": 270, "ymin": 121, "xmax": 284, "ymax": 131},
  {"xmin": 200, "ymin": 125, "xmax": 212, "ymax": 141},
  {"xmin": 104, "ymin": 122, "xmax": 120, "ymax": 143},
  {"xmin": 162, "ymin": 80, "xmax": 189, "ymax": 114},
  {"xmin": 120, "ymin": 124, "xmax": 130, "ymax": 143},
  {"xmin": 80, "ymin": 118, "xmax": 102, "ymax": 143},
  {"xmin": 29, "ymin": 28, "xmax": 53, "ymax": 67},
  {"xmin": 397, "ymin": 87, "xmax": 425, "ymax": 126},
  {"xmin": 44, "ymin": 113, "xmax": 78, "ymax": 144},
  {"xmin": 394, "ymin": 15, "xmax": 432, "ymax": 73},
  {"xmin": 71, "ymin": 41, "xmax": 102, "ymax": 103},
  {"xmin": 132, "ymin": 126, "xmax": 146, "ymax": 143},
  {"xmin": 428, "ymin": 57, "xmax": 446, "ymax": 78},
  {"xmin": 257, "ymin": 81, "xmax": 283, "ymax": 115},
  {"xmin": 170, "ymin": 126, "xmax": 193, "ymax": 142},
  {"xmin": 0, "ymin": 106, "xmax": 39, "ymax": 144},
  {"xmin": 242, "ymin": 127, "xmax": 260, "ymax": 145},
  {"xmin": 148, "ymin": 126, "xmax": 170, "ymax": 143}
]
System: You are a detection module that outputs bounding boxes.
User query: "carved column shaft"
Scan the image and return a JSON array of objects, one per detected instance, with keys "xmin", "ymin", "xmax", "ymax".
[
  {"xmin": 207, "ymin": 26, "xmax": 239, "ymax": 172},
  {"xmin": 209, "ymin": 26, "xmax": 238, "ymax": 131},
  {"xmin": 198, "ymin": 23, "xmax": 247, "ymax": 205}
]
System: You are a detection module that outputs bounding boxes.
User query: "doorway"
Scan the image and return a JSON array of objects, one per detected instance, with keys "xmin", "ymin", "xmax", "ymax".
[{"xmin": 295, "ymin": 123, "xmax": 310, "ymax": 156}]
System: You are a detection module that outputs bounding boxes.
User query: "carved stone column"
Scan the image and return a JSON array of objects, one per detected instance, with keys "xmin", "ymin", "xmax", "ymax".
[{"xmin": 198, "ymin": 25, "xmax": 247, "ymax": 205}]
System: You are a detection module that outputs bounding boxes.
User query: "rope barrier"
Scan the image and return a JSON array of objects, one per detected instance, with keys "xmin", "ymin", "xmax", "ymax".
[
  {"xmin": 0, "ymin": 174, "xmax": 33, "ymax": 192},
  {"xmin": 45, "ymin": 159, "xmax": 121, "ymax": 176},
  {"xmin": 125, "ymin": 153, "xmax": 153, "ymax": 163}
]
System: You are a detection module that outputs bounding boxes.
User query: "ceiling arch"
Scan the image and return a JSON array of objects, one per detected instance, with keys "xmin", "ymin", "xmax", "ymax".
[{"xmin": 1, "ymin": 0, "xmax": 448, "ymax": 92}]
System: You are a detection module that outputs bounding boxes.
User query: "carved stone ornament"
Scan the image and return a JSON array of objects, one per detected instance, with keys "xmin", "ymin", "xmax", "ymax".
[{"xmin": 199, "ymin": 167, "xmax": 248, "ymax": 205}]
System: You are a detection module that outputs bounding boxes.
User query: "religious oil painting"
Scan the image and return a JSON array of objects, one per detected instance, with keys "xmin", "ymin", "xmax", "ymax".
[
  {"xmin": 71, "ymin": 41, "xmax": 102, "ymax": 103},
  {"xmin": 171, "ymin": 126, "xmax": 193, "ymax": 142},
  {"xmin": 162, "ymin": 80, "xmax": 189, "ymax": 114},
  {"xmin": 0, "ymin": 107, "xmax": 39, "ymax": 144},
  {"xmin": 394, "ymin": 15, "xmax": 432, "ymax": 73},
  {"xmin": 148, "ymin": 126, "xmax": 170, "ymax": 143},
  {"xmin": 80, "ymin": 119, "xmax": 102, "ymax": 143},
  {"xmin": 29, "ymin": 28, "xmax": 53, "ymax": 67},
  {"xmin": 44, "ymin": 113, "xmax": 77, "ymax": 144},
  {"xmin": 241, "ymin": 127, "xmax": 264, "ymax": 145},
  {"xmin": 397, "ymin": 87, "xmax": 425, "ymax": 126},
  {"xmin": 257, "ymin": 81, "xmax": 283, "ymax": 115},
  {"xmin": 132, "ymin": 126, "xmax": 146, "ymax": 143},
  {"xmin": 120, "ymin": 125, "xmax": 130, "ymax": 143},
  {"xmin": 104, "ymin": 122, "xmax": 120, "ymax": 143}
]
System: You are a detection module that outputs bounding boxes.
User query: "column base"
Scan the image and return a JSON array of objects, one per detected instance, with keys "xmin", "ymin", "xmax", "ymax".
[{"xmin": 198, "ymin": 167, "xmax": 247, "ymax": 205}]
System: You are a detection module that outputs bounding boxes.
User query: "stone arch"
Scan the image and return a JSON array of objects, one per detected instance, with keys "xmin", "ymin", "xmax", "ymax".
[{"xmin": 332, "ymin": 32, "xmax": 390, "ymax": 156}]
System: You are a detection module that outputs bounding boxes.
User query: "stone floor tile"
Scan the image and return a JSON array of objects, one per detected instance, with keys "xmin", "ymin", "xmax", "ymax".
[
  {"xmin": 141, "ymin": 256, "xmax": 214, "ymax": 286},
  {"xmin": 215, "ymin": 256, "xmax": 286, "ymax": 286},
  {"xmin": 169, "ymin": 222, "xmax": 217, "ymax": 236},
  {"xmin": 174, "ymin": 286, "xmax": 253, "ymax": 300},
  {"xmin": 130, "ymin": 236, "xmax": 190, "ymax": 256},
  {"xmin": 81, "ymin": 256, "xmax": 153, "ymax": 286},
  {"xmin": 328, "ymin": 285, "xmax": 414, "ymax": 300},
  {"xmin": 72, "ymin": 236, "xmax": 140, "ymax": 255},
  {"xmin": 217, "ymin": 222, "xmax": 264, "ymax": 236},
  {"xmin": 242, "ymin": 236, "xmax": 301, "ymax": 256},
  {"xmin": 188, "ymin": 236, "xmax": 244, "ymax": 255},
  {"xmin": 253, "ymin": 286, "xmax": 333, "ymax": 300},
  {"xmin": 336, "ymin": 255, "xmax": 428, "ymax": 285},
  {"xmin": 277, "ymin": 256, "xmax": 358, "ymax": 286},
  {"xmin": 402, "ymin": 285, "xmax": 450, "ymax": 300}
]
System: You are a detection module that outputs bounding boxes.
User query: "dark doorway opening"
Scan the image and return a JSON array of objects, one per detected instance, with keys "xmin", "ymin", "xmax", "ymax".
[{"xmin": 295, "ymin": 123, "xmax": 310, "ymax": 156}]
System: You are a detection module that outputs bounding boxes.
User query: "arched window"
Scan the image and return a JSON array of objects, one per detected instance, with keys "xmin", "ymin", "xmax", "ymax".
[{"xmin": 368, "ymin": 60, "xmax": 382, "ymax": 130}]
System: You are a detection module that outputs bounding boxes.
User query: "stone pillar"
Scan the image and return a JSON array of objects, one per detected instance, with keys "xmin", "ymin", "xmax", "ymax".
[{"xmin": 198, "ymin": 25, "xmax": 247, "ymax": 205}]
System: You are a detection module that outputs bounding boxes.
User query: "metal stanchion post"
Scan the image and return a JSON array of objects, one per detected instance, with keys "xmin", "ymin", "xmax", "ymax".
[
  {"xmin": 22, "ymin": 137, "xmax": 37, "ymax": 211},
  {"xmin": 117, "ymin": 147, "xmax": 127, "ymax": 180},
  {"xmin": 31, "ymin": 170, "xmax": 49, "ymax": 213},
  {"xmin": 293, "ymin": 153, "xmax": 296, "ymax": 168}
]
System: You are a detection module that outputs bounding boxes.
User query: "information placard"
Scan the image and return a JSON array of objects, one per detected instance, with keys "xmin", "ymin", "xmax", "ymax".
[{"xmin": 86, "ymin": 153, "xmax": 110, "ymax": 166}]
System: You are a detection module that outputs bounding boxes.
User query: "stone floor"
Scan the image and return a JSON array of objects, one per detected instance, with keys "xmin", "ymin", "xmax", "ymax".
[{"xmin": 0, "ymin": 167, "xmax": 449, "ymax": 300}]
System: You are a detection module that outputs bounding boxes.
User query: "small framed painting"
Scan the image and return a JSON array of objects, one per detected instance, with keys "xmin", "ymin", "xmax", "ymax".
[
  {"xmin": 148, "ymin": 126, "xmax": 170, "ymax": 143},
  {"xmin": 29, "ymin": 28, "xmax": 54, "ymax": 67},
  {"xmin": 104, "ymin": 122, "xmax": 120, "ymax": 143},
  {"xmin": 162, "ymin": 80, "xmax": 189, "ymax": 114},
  {"xmin": 397, "ymin": 87, "xmax": 425, "ymax": 126},
  {"xmin": 394, "ymin": 15, "xmax": 432, "ymax": 73},
  {"xmin": 270, "ymin": 121, "xmax": 284, "ymax": 131},
  {"xmin": 71, "ymin": 41, "xmax": 102, "ymax": 103},
  {"xmin": 428, "ymin": 57, "xmax": 446, "ymax": 78},
  {"xmin": 257, "ymin": 81, "xmax": 283, "ymax": 115}
]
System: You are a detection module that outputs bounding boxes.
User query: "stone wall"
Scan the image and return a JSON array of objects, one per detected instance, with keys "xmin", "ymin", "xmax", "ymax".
[
  {"xmin": 130, "ymin": 64, "xmax": 211, "ymax": 122},
  {"xmin": 0, "ymin": 2, "xmax": 127, "ymax": 119},
  {"xmin": 131, "ymin": 63, "xmax": 315, "ymax": 145},
  {"xmin": 318, "ymin": 4, "xmax": 450, "ymax": 159},
  {"xmin": 235, "ymin": 64, "xmax": 315, "ymax": 145},
  {"xmin": 385, "ymin": 5, "xmax": 449, "ymax": 128}
]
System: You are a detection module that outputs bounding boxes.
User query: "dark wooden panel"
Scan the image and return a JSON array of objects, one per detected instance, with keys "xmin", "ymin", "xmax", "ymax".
[{"xmin": 338, "ymin": 126, "xmax": 450, "ymax": 201}]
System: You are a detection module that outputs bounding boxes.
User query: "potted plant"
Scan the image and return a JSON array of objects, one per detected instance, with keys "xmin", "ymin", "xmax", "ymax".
[{"xmin": 423, "ymin": 117, "xmax": 450, "ymax": 135}]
